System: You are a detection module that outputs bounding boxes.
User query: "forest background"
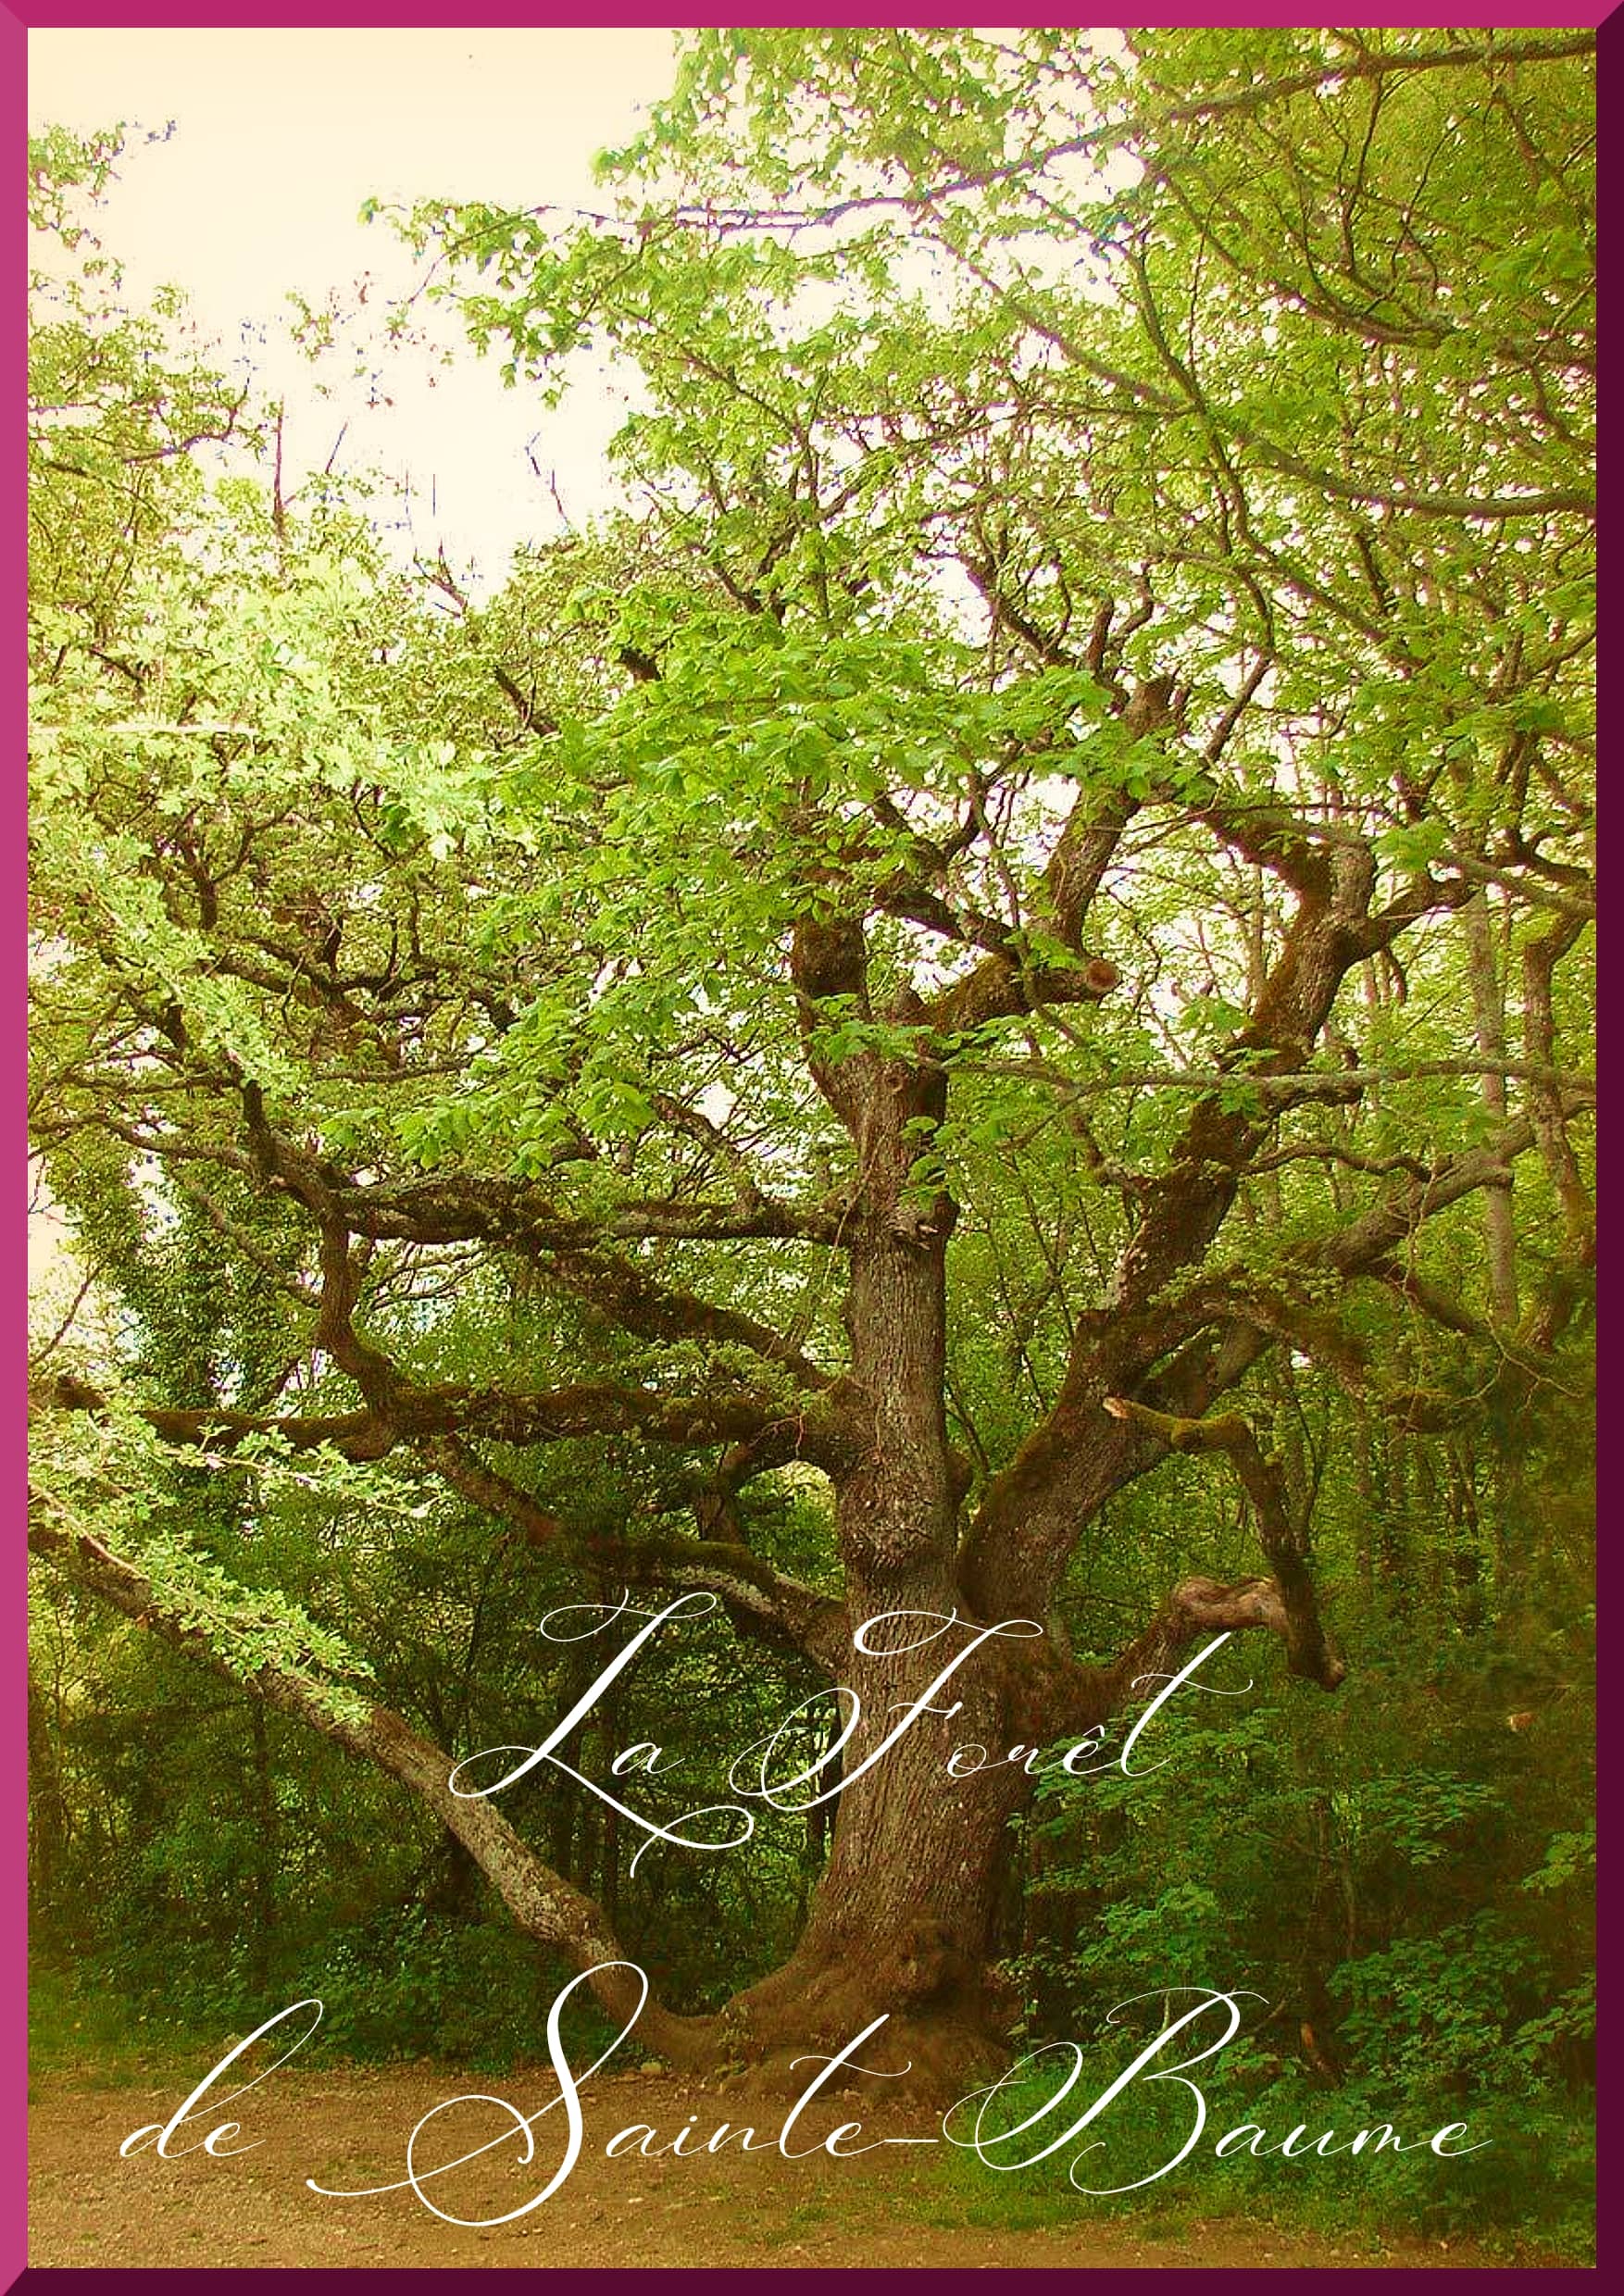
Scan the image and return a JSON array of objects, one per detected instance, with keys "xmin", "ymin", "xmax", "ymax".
[{"xmin": 26, "ymin": 21, "xmax": 1594, "ymax": 2262}]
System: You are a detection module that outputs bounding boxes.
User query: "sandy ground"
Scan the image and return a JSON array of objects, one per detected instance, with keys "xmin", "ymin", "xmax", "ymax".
[{"xmin": 29, "ymin": 2063, "xmax": 1522, "ymax": 2270}]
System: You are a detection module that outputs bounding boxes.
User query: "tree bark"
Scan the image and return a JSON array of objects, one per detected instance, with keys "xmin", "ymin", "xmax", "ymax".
[{"xmin": 720, "ymin": 1627, "xmax": 1026, "ymax": 2088}]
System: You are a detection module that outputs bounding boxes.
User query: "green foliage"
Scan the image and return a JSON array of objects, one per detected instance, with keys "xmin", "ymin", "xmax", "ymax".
[
  {"xmin": 995, "ymin": 1551, "xmax": 1593, "ymax": 2254},
  {"xmin": 930, "ymin": 2053, "xmax": 1593, "ymax": 2261},
  {"xmin": 27, "ymin": 39, "xmax": 1593, "ymax": 2266}
]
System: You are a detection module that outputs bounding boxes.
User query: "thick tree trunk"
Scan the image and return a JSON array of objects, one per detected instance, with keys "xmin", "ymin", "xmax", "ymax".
[
  {"xmin": 715, "ymin": 965, "xmax": 1034, "ymax": 2086},
  {"xmin": 718, "ymin": 1589, "xmax": 1029, "ymax": 2090}
]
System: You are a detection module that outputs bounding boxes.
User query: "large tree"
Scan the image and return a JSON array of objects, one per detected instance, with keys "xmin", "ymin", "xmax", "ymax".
[{"xmin": 31, "ymin": 28, "xmax": 1593, "ymax": 2081}]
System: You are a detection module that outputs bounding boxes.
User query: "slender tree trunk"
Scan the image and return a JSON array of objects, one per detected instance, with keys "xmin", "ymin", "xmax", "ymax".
[
  {"xmin": 248, "ymin": 1705, "xmax": 277, "ymax": 1990},
  {"xmin": 28, "ymin": 1663, "xmax": 69, "ymax": 1899},
  {"xmin": 1462, "ymin": 892, "xmax": 1518, "ymax": 1326}
]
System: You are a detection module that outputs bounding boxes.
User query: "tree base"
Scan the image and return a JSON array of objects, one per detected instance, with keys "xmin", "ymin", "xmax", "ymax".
[{"xmin": 703, "ymin": 1920, "xmax": 1015, "ymax": 2103}]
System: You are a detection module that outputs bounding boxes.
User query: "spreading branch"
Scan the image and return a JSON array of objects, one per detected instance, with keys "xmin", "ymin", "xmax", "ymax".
[
  {"xmin": 1102, "ymin": 1396, "xmax": 1343, "ymax": 1689},
  {"xmin": 27, "ymin": 1495, "xmax": 706, "ymax": 2058}
]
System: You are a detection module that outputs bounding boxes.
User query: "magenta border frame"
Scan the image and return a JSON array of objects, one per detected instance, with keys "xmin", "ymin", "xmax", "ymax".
[{"xmin": 11, "ymin": 5, "xmax": 1608, "ymax": 2285}]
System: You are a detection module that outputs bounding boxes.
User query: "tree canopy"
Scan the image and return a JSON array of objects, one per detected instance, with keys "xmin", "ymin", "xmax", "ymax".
[{"xmin": 30, "ymin": 24, "xmax": 1593, "ymax": 2126}]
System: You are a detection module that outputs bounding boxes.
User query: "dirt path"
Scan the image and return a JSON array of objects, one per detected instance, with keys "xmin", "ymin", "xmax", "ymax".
[{"xmin": 30, "ymin": 2064, "xmax": 1512, "ymax": 2270}]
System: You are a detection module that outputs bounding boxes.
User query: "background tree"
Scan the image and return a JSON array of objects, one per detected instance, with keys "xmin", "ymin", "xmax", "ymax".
[{"xmin": 31, "ymin": 27, "xmax": 1593, "ymax": 2089}]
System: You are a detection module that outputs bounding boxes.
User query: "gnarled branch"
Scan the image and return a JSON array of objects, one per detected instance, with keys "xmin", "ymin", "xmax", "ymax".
[
  {"xmin": 1102, "ymin": 1396, "xmax": 1343, "ymax": 1689},
  {"xmin": 27, "ymin": 1494, "xmax": 706, "ymax": 2059}
]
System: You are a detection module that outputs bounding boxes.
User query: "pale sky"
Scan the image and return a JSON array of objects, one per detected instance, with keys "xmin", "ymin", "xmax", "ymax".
[{"xmin": 28, "ymin": 28, "xmax": 683, "ymax": 579}]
